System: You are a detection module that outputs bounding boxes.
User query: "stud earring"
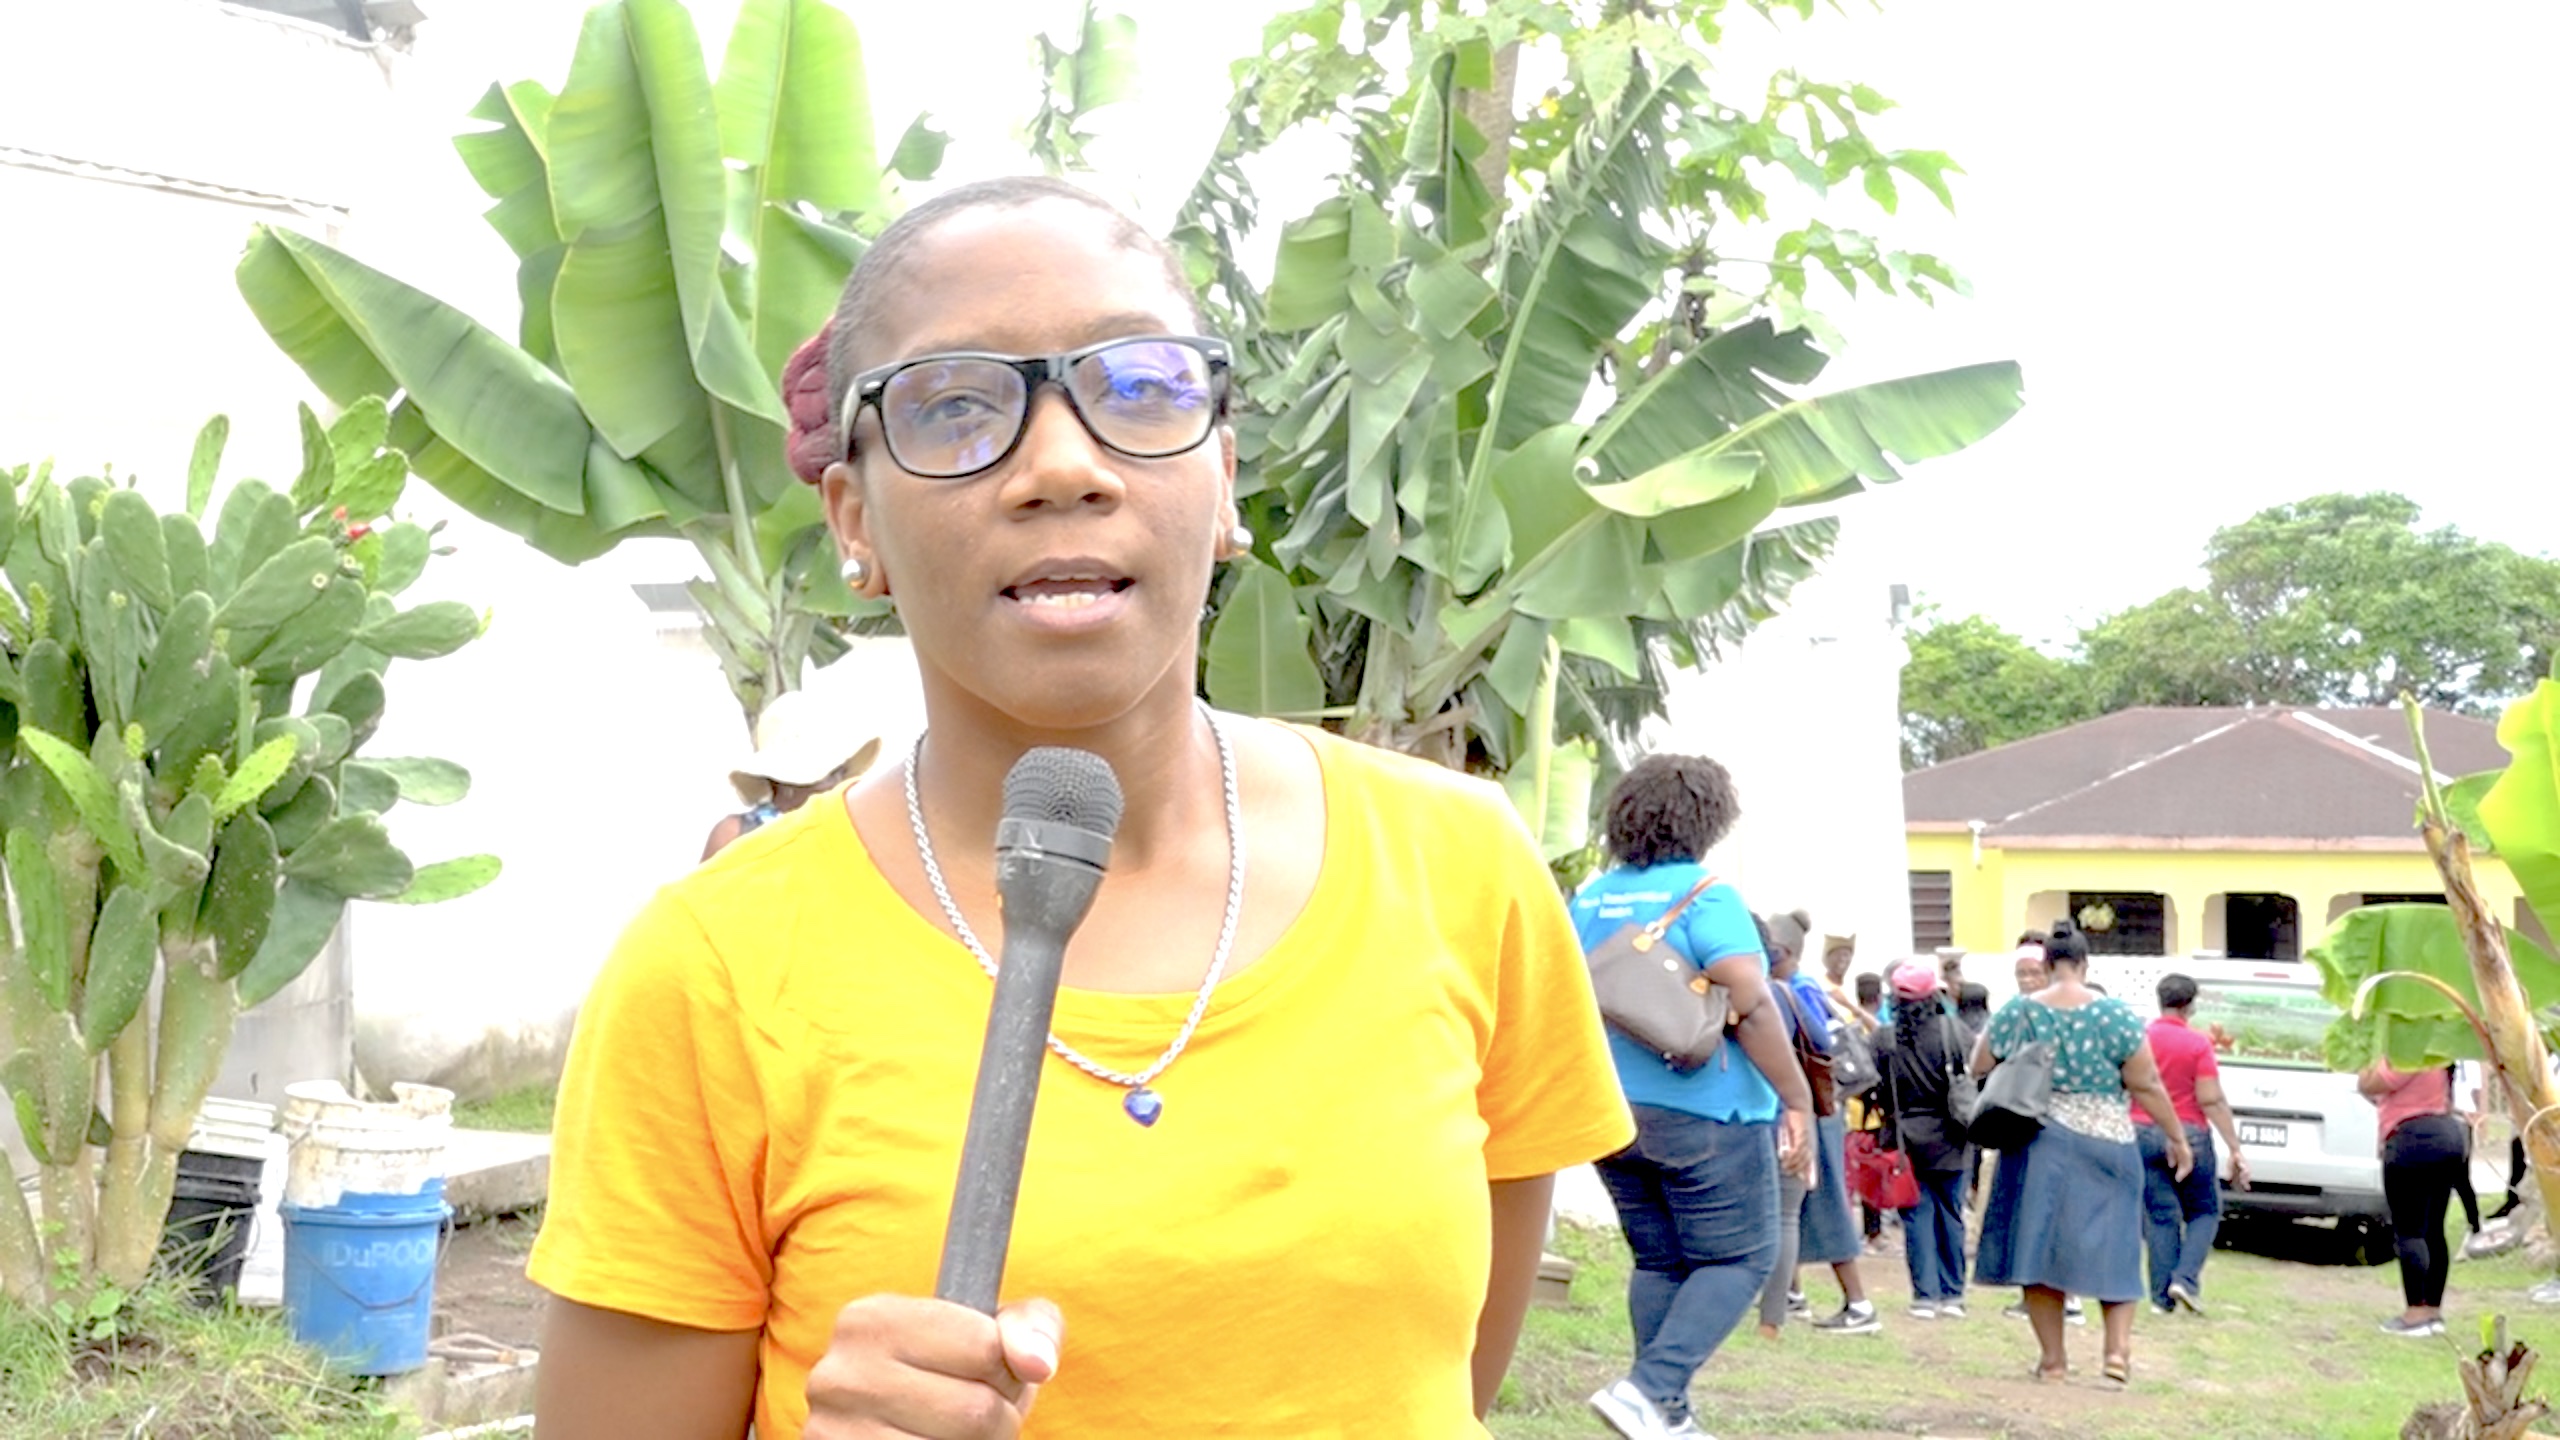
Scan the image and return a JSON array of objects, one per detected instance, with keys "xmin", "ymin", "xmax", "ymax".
[
  {"xmin": 841, "ymin": 555, "xmax": 868, "ymax": 588},
  {"xmin": 1225, "ymin": 524, "xmax": 1254, "ymax": 555}
]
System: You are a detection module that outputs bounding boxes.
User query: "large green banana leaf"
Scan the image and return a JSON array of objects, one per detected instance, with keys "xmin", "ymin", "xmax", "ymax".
[
  {"xmin": 1203, "ymin": 557, "xmax": 1325, "ymax": 717},
  {"xmin": 240, "ymin": 0, "xmax": 926, "ymax": 721},
  {"xmin": 239, "ymin": 228, "xmax": 669, "ymax": 564},
  {"xmin": 2481, "ymin": 679, "xmax": 2560, "ymax": 931},
  {"xmin": 717, "ymin": 0, "xmax": 879, "ymax": 386},
  {"xmin": 2310, "ymin": 904, "xmax": 2560, "ymax": 1070}
]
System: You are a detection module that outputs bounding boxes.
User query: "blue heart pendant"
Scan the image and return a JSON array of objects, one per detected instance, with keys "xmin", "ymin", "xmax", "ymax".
[{"xmin": 1123, "ymin": 1087, "xmax": 1163, "ymax": 1127}]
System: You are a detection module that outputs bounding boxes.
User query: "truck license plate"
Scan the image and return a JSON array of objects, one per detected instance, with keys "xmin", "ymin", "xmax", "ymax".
[{"xmin": 2239, "ymin": 1121, "xmax": 2288, "ymax": 1147}]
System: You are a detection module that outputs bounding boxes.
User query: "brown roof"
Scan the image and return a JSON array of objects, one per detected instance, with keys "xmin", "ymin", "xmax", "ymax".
[{"xmin": 1905, "ymin": 706, "xmax": 2510, "ymax": 844}]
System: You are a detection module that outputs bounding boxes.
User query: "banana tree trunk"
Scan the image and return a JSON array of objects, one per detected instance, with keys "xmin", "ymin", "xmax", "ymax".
[
  {"xmin": 1458, "ymin": 41, "xmax": 1520, "ymax": 197},
  {"xmin": 2407, "ymin": 701, "xmax": 2560, "ymax": 1242},
  {"xmin": 2425, "ymin": 815, "xmax": 2560, "ymax": 1234}
]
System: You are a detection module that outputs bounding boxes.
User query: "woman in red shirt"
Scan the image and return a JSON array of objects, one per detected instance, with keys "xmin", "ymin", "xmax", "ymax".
[{"xmin": 2359, "ymin": 1062, "xmax": 2466, "ymax": 1337}]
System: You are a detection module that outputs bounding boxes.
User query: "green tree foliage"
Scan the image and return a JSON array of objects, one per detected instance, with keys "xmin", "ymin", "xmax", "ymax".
[
  {"xmin": 2203, "ymin": 493, "xmax": 2558, "ymax": 710},
  {"xmin": 1903, "ymin": 493, "xmax": 2560, "ymax": 767},
  {"xmin": 1175, "ymin": 0, "xmax": 2025, "ymax": 857},
  {"xmin": 1898, "ymin": 610, "xmax": 2090, "ymax": 769},
  {"xmin": 2077, "ymin": 588, "xmax": 2259, "ymax": 710}
]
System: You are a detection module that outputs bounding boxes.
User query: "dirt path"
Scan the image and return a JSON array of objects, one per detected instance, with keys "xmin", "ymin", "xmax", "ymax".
[{"xmin": 433, "ymin": 1210, "xmax": 545, "ymax": 1350}]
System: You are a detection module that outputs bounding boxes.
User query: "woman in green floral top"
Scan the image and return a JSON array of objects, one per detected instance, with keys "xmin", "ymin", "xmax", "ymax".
[{"xmin": 1970, "ymin": 920, "xmax": 2190, "ymax": 1389}]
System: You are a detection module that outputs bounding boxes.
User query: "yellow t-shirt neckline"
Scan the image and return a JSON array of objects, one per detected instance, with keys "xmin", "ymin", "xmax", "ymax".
[{"xmin": 815, "ymin": 715, "xmax": 1344, "ymax": 1047}]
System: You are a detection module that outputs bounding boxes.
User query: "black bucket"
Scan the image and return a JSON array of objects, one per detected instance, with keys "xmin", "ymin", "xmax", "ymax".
[{"xmin": 156, "ymin": 1149, "xmax": 263, "ymax": 1306}]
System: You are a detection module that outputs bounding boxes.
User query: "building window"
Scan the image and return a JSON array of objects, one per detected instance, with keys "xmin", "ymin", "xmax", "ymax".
[
  {"xmin": 2068, "ymin": 891, "xmax": 2169, "ymax": 956},
  {"xmin": 2210, "ymin": 892, "xmax": 2301, "ymax": 962},
  {"xmin": 1909, "ymin": 871, "xmax": 1954, "ymax": 951}
]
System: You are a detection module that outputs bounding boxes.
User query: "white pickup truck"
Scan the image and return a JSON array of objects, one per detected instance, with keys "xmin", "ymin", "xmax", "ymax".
[{"xmin": 2084, "ymin": 956, "xmax": 2390, "ymax": 1233}]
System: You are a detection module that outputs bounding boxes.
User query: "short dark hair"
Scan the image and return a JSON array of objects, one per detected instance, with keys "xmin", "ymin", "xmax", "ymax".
[
  {"xmin": 1601, "ymin": 754, "xmax": 1741, "ymax": 869},
  {"xmin": 2044, "ymin": 919, "xmax": 2091, "ymax": 967},
  {"xmin": 2158, "ymin": 972, "xmax": 2199, "ymax": 1011},
  {"xmin": 1854, "ymin": 972, "xmax": 1883, "ymax": 1007},
  {"xmin": 1957, "ymin": 982, "xmax": 1991, "ymax": 1023},
  {"xmin": 824, "ymin": 176, "xmax": 1203, "ymax": 433}
]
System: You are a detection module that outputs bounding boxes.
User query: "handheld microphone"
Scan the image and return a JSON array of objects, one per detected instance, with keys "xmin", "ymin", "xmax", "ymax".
[{"xmin": 935, "ymin": 747, "xmax": 1124, "ymax": 1315}]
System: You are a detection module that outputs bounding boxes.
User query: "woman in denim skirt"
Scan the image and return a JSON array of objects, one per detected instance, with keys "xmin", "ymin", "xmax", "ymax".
[
  {"xmin": 1570, "ymin": 756, "xmax": 1817, "ymax": 1440},
  {"xmin": 1971, "ymin": 920, "xmax": 2191, "ymax": 1388}
]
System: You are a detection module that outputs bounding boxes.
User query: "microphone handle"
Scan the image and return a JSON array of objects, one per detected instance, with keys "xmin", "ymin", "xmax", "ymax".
[{"xmin": 935, "ymin": 855, "xmax": 1089, "ymax": 1314}]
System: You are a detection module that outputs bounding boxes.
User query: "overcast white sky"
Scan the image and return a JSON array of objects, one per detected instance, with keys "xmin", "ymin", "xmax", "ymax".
[{"xmin": 418, "ymin": 0, "xmax": 2560, "ymax": 651}]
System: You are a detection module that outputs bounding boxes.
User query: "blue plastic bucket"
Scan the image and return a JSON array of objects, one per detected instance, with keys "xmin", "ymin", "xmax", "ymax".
[{"xmin": 279, "ymin": 1178, "xmax": 450, "ymax": 1376}]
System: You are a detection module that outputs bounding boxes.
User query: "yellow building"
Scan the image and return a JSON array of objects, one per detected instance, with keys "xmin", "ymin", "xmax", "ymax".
[{"xmin": 1904, "ymin": 707, "xmax": 2541, "ymax": 962}]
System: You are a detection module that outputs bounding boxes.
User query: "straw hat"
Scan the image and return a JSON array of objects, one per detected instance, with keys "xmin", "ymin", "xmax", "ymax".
[{"xmin": 729, "ymin": 690, "xmax": 880, "ymax": 803}]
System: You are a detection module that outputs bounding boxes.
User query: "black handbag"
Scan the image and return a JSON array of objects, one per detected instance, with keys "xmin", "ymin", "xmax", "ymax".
[
  {"xmin": 1586, "ymin": 877, "xmax": 1730, "ymax": 1071},
  {"xmin": 1965, "ymin": 1003, "xmax": 2054, "ymax": 1151}
]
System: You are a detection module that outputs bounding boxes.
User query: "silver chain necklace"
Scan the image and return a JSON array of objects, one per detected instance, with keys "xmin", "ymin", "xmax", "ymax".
[{"xmin": 904, "ymin": 704, "xmax": 1243, "ymax": 1127}]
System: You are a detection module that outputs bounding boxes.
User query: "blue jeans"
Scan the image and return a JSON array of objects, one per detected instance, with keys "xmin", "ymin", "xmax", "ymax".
[
  {"xmin": 1900, "ymin": 1166, "xmax": 1970, "ymax": 1304},
  {"xmin": 2139, "ymin": 1121, "xmax": 2219, "ymax": 1304},
  {"xmin": 1595, "ymin": 1105, "xmax": 1780, "ymax": 1421}
]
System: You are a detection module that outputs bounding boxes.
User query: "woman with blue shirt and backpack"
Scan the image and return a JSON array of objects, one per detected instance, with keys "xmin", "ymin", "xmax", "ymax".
[{"xmin": 1572, "ymin": 755, "xmax": 1817, "ymax": 1440}]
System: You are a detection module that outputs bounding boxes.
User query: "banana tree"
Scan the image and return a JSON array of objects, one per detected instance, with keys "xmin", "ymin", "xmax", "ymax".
[
  {"xmin": 237, "ymin": 0, "xmax": 942, "ymax": 728},
  {"xmin": 1187, "ymin": 1, "xmax": 2023, "ymax": 853},
  {"xmin": 1023, "ymin": 0, "xmax": 1142, "ymax": 175},
  {"xmin": 2310, "ymin": 683, "xmax": 2560, "ymax": 1250},
  {"xmin": 0, "ymin": 411, "xmax": 497, "ymax": 1304}
]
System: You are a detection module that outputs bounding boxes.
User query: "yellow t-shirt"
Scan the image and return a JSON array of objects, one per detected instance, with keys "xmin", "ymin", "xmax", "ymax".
[{"xmin": 529, "ymin": 723, "xmax": 1633, "ymax": 1438}]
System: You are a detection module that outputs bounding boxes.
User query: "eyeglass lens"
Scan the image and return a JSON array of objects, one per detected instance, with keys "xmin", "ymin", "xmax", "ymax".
[{"xmin": 879, "ymin": 339, "xmax": 1218, "ymax": 477}]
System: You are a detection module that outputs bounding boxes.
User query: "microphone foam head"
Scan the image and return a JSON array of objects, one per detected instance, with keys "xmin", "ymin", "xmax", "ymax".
[{"xmin": 1002, "ymin": 748, "xmax": 1125, "ymax": 838}]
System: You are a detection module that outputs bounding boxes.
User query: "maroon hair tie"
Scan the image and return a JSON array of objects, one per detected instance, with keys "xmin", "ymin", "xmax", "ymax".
[{"xmin": 782, "ymin": 321, "xmax": 836, "ymax": 485}]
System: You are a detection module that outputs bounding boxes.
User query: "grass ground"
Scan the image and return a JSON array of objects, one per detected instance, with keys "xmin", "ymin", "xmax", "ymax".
[
  {"xmin": 1492, "ymin": 1216, "xmax": 2554, "ymax": 1440},
  {"xmin": 0, "ymin": 1279, "xmax": 416, "ymax": 1440},
  {"xmin": 450, "ymin": 1083, "xmax": 557, "ymax": 1135}
]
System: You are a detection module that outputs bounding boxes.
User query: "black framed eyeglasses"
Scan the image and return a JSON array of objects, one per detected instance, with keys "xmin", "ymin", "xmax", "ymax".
[{"xmin": 840, "ymin": 334, "xmax": 1232, "ymax": 480}]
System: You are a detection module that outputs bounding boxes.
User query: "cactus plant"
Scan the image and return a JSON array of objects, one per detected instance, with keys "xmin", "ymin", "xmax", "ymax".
[{"xmin": 0, "ymin": 407, "xmax": 498, "ymax": 1304}]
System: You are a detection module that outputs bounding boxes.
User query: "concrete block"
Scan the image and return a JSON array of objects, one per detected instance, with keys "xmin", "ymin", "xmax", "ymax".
[{"xmin": 442, "ymin": 1129, "xmax": 551, "ymax": 1223}]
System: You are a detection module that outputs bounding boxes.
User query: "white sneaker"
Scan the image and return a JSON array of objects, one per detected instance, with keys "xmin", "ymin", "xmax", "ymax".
[
  {"xmin": 1590, "ymin": 1378, "xmax": 1674, "ymax": 1440},
  {"xmin": 1907, "ymin": 1302, "xmax": 1938, "ymax": 1320},
  {"xmin": 1665, "ymin": 1419, "xmax": 1713, "ymax": 1439}
]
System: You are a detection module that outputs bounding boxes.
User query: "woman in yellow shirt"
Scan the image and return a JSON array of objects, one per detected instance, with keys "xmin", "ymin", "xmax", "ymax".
[{"xmin": 526, "ymin": 176, "xmax": 1634, "ymax": 1439}]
